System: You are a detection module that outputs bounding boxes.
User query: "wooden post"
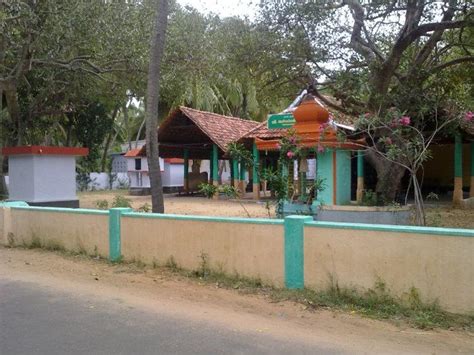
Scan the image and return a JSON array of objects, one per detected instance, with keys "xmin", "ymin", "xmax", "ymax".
[
  {"xmin": 183, "ymin": 148, "xmax": 189, "ymax": 192},
  {"xmin": 252, "ymin": 143, "xmax": 260, "ymax": 200},
  {"xmin": 356, "ymin": 150, "xmax": 365, "ymax": 203},
  {"xmin": 453, "ymin": 135, "xmax": 463, "ymax": 205}
]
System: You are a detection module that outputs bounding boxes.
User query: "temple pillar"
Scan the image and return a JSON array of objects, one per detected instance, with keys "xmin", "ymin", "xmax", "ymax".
[
  {"xmin": 356, "ymin": 150, "xmax": 365, "ymax": 203},
  {"xmin": 453, "ymin": 135, "xmax": 463, "ymax": 205},
  {"xmin": 252, "ymin": 143, "xmax": 260, "ymax": 200},
  {"xmin": 239, "ymin": 162, "xmax": 246, "ymax": 197},
  {"xmin": 212, "ymin": 144, "xmax": 219, "ymax": 199},
  {"xmin": 183, "ymin": 148, "xmax": 189, "ymax": 192},
  {"xmin": 316, "ymin": 149, "xmax": 351, "ymax": 205},
  {"xmin": 232, "ymin": 159, "xmax": 239, "ymax": 190},
  {"xmin": 470, "ymin": 142, "xmax": 474, "ymax": 198}
]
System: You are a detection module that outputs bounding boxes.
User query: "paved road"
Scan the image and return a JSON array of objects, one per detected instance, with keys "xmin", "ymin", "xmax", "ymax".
[{"xmin": 0, "ymin": 279, "xmax": 340, "ymax": 355}]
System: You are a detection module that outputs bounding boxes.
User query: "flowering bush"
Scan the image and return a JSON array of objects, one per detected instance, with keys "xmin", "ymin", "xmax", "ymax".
[
  {"xmin": 465, "ymin": 111, "xmax": 473, "ymax": 122},
  {"xmin": 277, "ymin": 129, "xmax": 303, "ymax": 161}
]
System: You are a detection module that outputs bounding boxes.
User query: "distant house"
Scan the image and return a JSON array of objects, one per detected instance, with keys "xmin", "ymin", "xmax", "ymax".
[
  {"xmin": 109, "ymin": 152, "xmax": 127, "ymax": 173},
  {"xmin": 124, "ymin": 148, "xmax": 185, "ymax": 194}
]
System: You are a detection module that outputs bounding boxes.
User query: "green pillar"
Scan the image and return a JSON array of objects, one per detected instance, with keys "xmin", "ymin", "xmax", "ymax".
[
  {"xmin": 357, "ymin": 151, "xmax": 364, "ymax": 177},
  {"xmin": 252, "ymin": 144, "xmax": 260, "ymax": 199},
  {"xmin": 252, "ymin": 143, "xmax": 260, "ymax": 184},
  {"xmin": 183, "ymin": 148, "xmax": 189, "ymax": 191},
  {"xmin": 284, "ymin": 215, "xmax": 312, "ymax": 289},
  {"xmin": 239, "ymin": 162, "xmax": 246, "ymax": 181},
  {"xmin": 455, "ymin": 135, "xmax": 462, "ymax": 178},
  {"xmin": 109, "ymin": 208, "xmax": 132, "ymax": 262},
  {"xmin": 232, "ymin": 159, "xmax": 239, "ymax": 189},
  {"xmin": 211, "ymin": 144, "xmax": 218, "ymax": 185}
]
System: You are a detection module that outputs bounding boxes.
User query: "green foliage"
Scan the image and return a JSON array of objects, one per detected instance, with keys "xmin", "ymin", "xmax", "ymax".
[
  {"xmin": 219, "ymin": 184, "xmax": 239, "ymax": 199},
  {"xmin": 198, "ymin": 183, "xmax": 219, "ymax": 199},
  {"xmin": 260, "ymin": 167, "xmax": 288, "ymax": 202},
  {"xmin": 136, "ymin": 203, "xmax": 151, "ymax": 213},
  {"xmin": 360, "ymin": 189, "xmax": 378, "ymax": 207},
  {"xmin": 95, "ymin": 199, "xmax": 109, "ymax": 210},
  {"xmin": 277, "ymin": 129, "xmax": 304, "ymax": 161},
  {"xmin": 227, "ymin": 142, "xmax": 253, "ymax": 167},
  {"xmin": 111, "ymin": 195, "xmax": 132, "ymax": 208}
]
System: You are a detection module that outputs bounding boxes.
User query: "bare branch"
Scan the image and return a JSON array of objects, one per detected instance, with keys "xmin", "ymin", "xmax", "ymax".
[{"xmin": 430, "ymin": 56, "xmax": 474, "ymax": 74}]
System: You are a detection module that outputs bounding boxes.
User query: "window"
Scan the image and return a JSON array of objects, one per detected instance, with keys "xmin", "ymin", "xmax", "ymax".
[{"xmin": 135, "ymin": 158, "xmax": 141, "ymax": 170}]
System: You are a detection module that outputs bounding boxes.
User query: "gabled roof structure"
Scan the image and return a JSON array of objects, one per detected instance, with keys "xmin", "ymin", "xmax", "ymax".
[
  {"xmin": 157, "ymin": 106, "xmax": 260, "ymax": 159},
  {"xmin": 240, "ymin": 95, "xmax": 357, "ymax": 144}
]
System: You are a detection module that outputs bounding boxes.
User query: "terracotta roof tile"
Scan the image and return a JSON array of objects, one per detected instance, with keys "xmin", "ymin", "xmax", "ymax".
[
  {"xmin": 175, "ymin": 106, "xmax": 260, "ymax": 151},
  {"xmin": 124, "ymin": 148, "xmax": 144, "ymax": 157},
  {"xmin": 242, "ymin": 100, "xmax": 357, "ymax": 141}
]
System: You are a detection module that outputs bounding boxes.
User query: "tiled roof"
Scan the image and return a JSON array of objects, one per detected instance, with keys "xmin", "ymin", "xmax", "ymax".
[
  {"xmin": 168, "ymin": 106, "xmax": 260, "ymax": 151},
  {"xmin": 242, "ymin": 99, "xmax": 357, "ymax": 141},
  {"xmin": 164, "ymin": 158, "xmax": 184, "ymax": 164},
  {"xmin": 124, "ymin": 148, "xmax": 144, "ymax": 157}
]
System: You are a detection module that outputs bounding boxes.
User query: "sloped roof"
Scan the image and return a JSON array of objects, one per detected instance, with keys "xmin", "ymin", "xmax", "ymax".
[
  {"xmin": 159, "ymin": 106, "xmax": 260, "ymax": 154},
  {"xmin": 241, "ymin": 98, "xmax": 357, "ymax": 141},
  {"xmin": 178, "ymin": 106, "xmax": 259, "ymax": 151},
  {"xmin": 124, "ymin": 148, "xmax": 144, "ymax": 157}
]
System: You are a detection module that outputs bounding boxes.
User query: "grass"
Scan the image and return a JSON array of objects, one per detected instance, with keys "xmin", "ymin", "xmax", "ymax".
[{"xmin": 7, "ymin": 242, "xmax": 474, "ymax": 332}]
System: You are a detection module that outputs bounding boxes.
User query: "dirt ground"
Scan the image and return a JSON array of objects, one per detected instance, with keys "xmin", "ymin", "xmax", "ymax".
[
  {"xmin": 79, "ymin": 190, "xmax": 275, "ymax": 218},
  {"xmin": 1, "ymin": 247, "xmax": 473, "ymax": 354},
  {"xmin": 79, "ymin": 190, "xmax": 474, "ymax": 228}
]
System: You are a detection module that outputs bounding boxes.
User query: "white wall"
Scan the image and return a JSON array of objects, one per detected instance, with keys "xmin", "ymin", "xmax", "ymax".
[
  {"xmin": 7, "ymin": 156, "xmax": 35, "ymax": 201},
  {"xmin": 8, "ymin": 155, "xmax": 77, "ymax": 202},
  {"xmin": 86, "ymin": 173, "xmax": 130, "ymax": 190}
]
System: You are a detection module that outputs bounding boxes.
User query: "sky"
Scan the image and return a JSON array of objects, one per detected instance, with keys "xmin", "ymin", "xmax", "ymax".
[{"xmin": 177, "ymin": 0, "xmax": 258, "ymax": 18}]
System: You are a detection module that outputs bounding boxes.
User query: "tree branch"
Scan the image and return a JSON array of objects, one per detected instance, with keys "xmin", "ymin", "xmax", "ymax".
[{"xmin": 430, "ymin": 56, "xmax": 474, "ymax": 74}]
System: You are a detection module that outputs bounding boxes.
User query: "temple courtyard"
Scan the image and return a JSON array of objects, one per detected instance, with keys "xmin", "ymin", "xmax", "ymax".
[{"xmin": 78, "ymin": 190, "xmax": 474, "ymax": 229}]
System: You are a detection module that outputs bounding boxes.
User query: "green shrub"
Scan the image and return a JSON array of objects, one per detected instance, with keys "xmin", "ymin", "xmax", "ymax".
[
  {"xmin": 111, "ymin": 195, "xmax": 132, "ymax": 208},
  {"xmin": 95, "ymin": 199, "xmax": 109, "ymax": 210},
  {"xmin": 198, "ymin": 183, "xmax": 218, "ymax": 199},
  {"xmin": 136, "ymin": 203, "xmax": 151, "ymax": 213}
]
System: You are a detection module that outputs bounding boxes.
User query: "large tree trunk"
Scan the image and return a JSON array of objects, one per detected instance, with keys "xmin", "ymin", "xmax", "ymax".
[
  {"xmin": 100, "ymin": 106, "xmax": 120, "ymax": 172},
  {"xmin": 4, "ymin": 86, "xmax": 23, "ymax": 145},
  {"xmin": 145, "ymin": 0, "xmax": 168, "ymax": 213},
  {"xmin": 366, "ymin": 151, "xmax": 406, "ymax": 203}
]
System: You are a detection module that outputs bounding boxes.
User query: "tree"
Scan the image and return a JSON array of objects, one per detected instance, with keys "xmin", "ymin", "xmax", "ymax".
[
  {"xmin": 146, "ymin": 0, "xmax": 169, "ymax": 213},
  {"xmin": 259, "ymin": 0, "xmax": 473, "ymax": 200}
]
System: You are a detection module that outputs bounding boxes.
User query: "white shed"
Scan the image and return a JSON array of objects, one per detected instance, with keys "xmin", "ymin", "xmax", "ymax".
[{"xmin": 2, "ymin": 146, "xmax": 88, "ymax": 207}]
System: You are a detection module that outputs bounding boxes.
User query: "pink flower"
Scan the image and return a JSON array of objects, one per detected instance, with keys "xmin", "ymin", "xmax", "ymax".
[
  {"xmin": 364, "ymin": 112, "xmax": 372, "ymax": 118},
  {"xmin": 289, "ymin": 136, "xmax": 296, "ymax": 144},
  {"xmin": 399, "ymin": 116, "xmax": 411, "ymax": 126},
  {"xmin": 464, "ymin": 111, "xmax": 474, "ymax": 122},
  {"xmin": 317, "ymin": 145, "xmax": 325, "ymax": 153},
  {"xmin": 275, "ymin": 143, "xmax": 281, "ymax": 149},
  {"xmin": 286, "ymin": 151, "xmax": 294, "ymax": 159},
  {"xmin": 385, "ymin": 137, "xmax": 393, "ymax": 145}
]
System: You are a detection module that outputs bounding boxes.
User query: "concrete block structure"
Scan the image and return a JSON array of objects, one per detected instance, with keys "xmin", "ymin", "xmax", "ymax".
[{"xmin": 2, "ymin": 146, "xmax": 88, "ymax": 207}]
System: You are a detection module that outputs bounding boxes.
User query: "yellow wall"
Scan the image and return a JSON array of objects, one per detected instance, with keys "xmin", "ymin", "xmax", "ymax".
[
  {"xmin": 6, "ymin": 209, "xmax": 109, "ymax": 257},
  {"xmin": 121, "ymin": 216, "xmax": 285, "ymax": 286},
  {"xmin": 421, "ymin": 144, "xmax": 472, "ymax": 187},
  {"xmin": 304, "ymin": 226, "xmax": 474, "ymax": 313}
]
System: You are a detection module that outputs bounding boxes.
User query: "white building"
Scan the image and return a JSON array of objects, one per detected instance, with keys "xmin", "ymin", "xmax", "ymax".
[{"xmin": 2, "ymin": 146, "xmax": 88, "ymax": 207}]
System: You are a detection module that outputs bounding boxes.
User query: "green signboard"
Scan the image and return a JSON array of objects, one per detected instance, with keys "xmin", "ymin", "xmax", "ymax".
[{"xmin": 267, "ymin": 113, "xmax": 295, "ymax": 129}]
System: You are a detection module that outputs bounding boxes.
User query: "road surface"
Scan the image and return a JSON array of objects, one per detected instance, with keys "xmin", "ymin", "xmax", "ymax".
[{"xmin": 1, "ymin": 248, "xmax": 473, "ymax": 354}]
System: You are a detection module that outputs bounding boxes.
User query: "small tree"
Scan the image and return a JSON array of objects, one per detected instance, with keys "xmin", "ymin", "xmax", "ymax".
[{"xmin": 351, "ymin": 106, "xmax": 464, "ymax": 225}]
